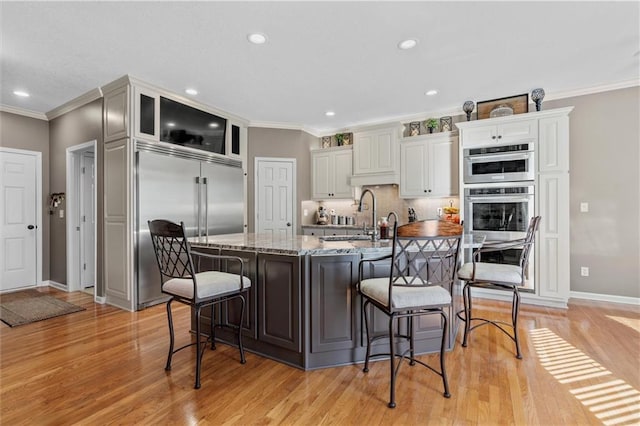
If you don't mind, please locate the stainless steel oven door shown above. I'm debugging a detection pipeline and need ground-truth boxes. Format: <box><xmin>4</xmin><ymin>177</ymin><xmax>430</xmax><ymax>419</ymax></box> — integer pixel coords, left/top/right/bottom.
<box><xmin>464</xmin><ymin>187</ymin><xmax>534</xmax><ymax>241</ymax></box>
<box><xmin>463</xmin><ymin>150</ymin><xmax>535</xmax><ymax>184</ymax></box>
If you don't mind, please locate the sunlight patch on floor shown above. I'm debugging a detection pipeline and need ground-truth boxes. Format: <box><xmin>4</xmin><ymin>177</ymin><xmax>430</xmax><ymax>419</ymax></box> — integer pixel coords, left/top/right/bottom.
<box><xmin>531</xmin><ymin>328</ymin><xmax>640</xmax><ymax>426</ymax></box>
<box><xmin>606</xmin><ymin>316</ymin><xmax>640</xmax><ymax>333</ymax></box>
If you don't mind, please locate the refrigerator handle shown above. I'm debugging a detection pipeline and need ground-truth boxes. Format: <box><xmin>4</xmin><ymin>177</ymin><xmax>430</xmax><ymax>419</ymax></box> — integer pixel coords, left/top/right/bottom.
<box><xmin>196</xmin><ymin>176</ymin><xmax>201</xmax><ymax>238</ymax></box>
<box><xmin>203</xmin><ymin>177</ymin><xmax>209</xmax><ymax>239</ymax></box>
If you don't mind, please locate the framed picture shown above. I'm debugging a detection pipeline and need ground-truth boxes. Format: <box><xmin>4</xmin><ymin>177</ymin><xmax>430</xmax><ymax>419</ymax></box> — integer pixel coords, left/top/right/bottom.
<box><xmin>477</xmin><ymin>93</ymin><xmax>529</xmax><ymax>120</ymax></box>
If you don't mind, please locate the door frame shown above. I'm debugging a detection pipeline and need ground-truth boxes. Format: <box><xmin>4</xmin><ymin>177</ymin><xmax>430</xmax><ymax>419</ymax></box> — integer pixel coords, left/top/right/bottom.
<box><xmin>66</xmin><ymin>140</ymin><xmax>97</xmax><ymax>298</ymax></box>
<box><xmin>0</xmin><ymin>147</ymin><xmax>43</xmax><ymax>288</ymax></box>
<box><xmin>254</xmin><ymin>157</ymin><xmax>296</xmax><ymax>235</ymax></box>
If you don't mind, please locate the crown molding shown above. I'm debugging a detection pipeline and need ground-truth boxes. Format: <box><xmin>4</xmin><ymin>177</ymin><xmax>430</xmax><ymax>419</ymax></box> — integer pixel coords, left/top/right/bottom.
<box><xmin>249</xmin><ymin>120</ymin><xmax>322</xmax><ymax>137</ymax></box>
<box><xmin>46</xmin><ymin>87</ymin><xmax>103</xmax><ymax>120</ymax></box>
<box><xmin>0</xmin><ymin>104</ymin><xmax>48</xmax><ymax>121</ymax></box>
<box><xmin>544</xmin><ymin>78</ymin><xmax>640</xmax><ymax>102</ymax></box>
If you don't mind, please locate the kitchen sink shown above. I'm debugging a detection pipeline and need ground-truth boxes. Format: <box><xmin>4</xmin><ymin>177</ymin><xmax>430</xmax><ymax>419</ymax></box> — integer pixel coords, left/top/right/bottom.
<box><xmin>320</xmin><ymin>234</ymin><xmax>372</xmax><ymax>241</ymax></box>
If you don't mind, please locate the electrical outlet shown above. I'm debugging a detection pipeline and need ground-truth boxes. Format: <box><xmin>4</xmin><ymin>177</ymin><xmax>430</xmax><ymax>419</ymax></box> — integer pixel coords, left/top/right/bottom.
<box><xmin>580</xmin><ymin>202</ymin><xmax>589</xmax><ymax>213</ymax></box>
<box><xmin>580</xmin><ymin>267</ymin><xmax>589</xmax><ymax>277</ymax></box>
<box><xmin>437</xmin><ymin>207</ymin><xmax>443</xmax><ymax>217</ymax></box>
<box><xmin>59</xmin><ymin>209</ymin><xmax>64</xmax><ymax>219</ymax></box>
<box><xmin>303</xmin><ymin>209</ymin><xmax>308</xmax><ymax>217</ymax></box>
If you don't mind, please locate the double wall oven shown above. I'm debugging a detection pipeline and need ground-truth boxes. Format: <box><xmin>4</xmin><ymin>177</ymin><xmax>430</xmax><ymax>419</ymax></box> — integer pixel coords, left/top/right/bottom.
<box><xmin>463</xmin><ymin>142</ymin><xmax>536</xmax><ymax>289</ymax></box>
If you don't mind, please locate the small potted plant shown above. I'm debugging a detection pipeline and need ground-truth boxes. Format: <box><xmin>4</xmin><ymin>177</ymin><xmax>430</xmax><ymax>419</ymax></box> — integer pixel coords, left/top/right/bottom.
<box><xmin>334</xmin><ymin>133</ymin><xmax>345</xmax><ymax>146</ymax></box>
<box><xmin>424</xmin><ymin>118</ymin><xmax>439</xmax><ymax>134</ymax></box>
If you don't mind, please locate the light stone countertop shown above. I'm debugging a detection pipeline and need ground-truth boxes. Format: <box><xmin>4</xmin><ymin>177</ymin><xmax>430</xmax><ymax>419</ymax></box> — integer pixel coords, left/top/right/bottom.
<box><xmin>189</xmin><ymin>233</ymin><xmax>393</xmax><ymax>256</ymax></box>
<box><xmin>189</xmin><ymin>233</ymin><xmax>484</xmax><ymax>256</ymax></box>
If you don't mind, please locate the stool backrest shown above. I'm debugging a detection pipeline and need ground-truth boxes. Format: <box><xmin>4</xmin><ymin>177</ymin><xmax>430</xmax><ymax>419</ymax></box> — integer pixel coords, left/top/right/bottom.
<box><xmin>519</xmin><ymin>216</ymin><xmax>541</xmax><ymax>272</ymax></box>
<box><xmin>390</xmin><ymin>220</ymin><xmax>461</xmax><ymax>291</ymax></box>
<box><xmin>148</xmin><ymin>219</ymin><xmax>196</xmax><ymax>283</ymax></box>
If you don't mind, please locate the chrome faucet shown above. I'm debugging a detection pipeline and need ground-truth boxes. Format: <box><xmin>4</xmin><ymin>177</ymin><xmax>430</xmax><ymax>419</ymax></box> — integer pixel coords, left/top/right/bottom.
<box><xmin>358</xmin><ymin>189</ymin><xmax>377</xmax><ymax>241</ymax></box>
<box><xmin>387</xmin><ymin>211</ymin><xmax>398</xmax><ymax>225</ymax></box>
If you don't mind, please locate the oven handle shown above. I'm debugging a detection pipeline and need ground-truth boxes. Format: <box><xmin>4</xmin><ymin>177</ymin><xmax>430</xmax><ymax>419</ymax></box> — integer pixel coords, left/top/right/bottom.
<box><xmin>466</xmin><ymin>152</ymin><xmax>532</xmax><ymax>162</ymax></box>
<box><xmin>467</xmin><ymin>196</ymin><xmax>533</xmax><ymax>203</ymax></box>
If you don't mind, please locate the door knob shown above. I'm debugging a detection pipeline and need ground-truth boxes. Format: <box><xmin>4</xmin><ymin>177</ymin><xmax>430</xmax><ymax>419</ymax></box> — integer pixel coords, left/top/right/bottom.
<box><xmin>286</xmin><ymin>222</ymin><xmax>292</xmax><ymax>227</ymax></box>
<box><xmin>27</xmin><ymin>225</ymin><xmax>35</xmax><ymax>230</ymax></box>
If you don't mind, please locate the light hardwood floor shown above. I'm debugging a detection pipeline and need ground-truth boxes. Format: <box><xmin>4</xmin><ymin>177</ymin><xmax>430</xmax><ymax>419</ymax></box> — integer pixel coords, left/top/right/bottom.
<box><xmin>1</xmin><ymin>287</ymin><xmax>638</xmax><ymax>425</ymax></box>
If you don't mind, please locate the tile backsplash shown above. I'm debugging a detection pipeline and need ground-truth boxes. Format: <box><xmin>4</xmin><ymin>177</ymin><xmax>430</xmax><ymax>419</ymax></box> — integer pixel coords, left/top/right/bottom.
<box><xmin>301</xmin><ymin>184</ymin><xmax>459</xmax><ymax>227</ymax></box>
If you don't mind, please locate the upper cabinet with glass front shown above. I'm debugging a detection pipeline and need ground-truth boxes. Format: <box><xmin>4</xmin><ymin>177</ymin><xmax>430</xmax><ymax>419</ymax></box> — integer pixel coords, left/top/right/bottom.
<box><xmin>124</xmin><ymin>77</ymin><xmax>248</xmax><ymax>159</ymax></box>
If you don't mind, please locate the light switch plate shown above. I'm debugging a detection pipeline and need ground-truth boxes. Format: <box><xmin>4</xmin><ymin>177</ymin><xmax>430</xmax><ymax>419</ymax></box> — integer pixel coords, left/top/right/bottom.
<box><xmin>580</xmin><ymin>267</ymin><xmax>589</xmax><ymax>277</ymax></box>
<box><xmin>580</xmin><ymin>202</ymin><xmax>589</xmax><ymax>213</ymax></box>
<box><xmin>59</xmin><ymin>209</ymin><xmax>64</xmax><ymax>219</ymax></box>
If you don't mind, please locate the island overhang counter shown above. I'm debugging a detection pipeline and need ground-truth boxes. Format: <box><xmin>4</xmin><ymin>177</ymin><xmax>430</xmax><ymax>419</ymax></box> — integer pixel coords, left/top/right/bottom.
<box><xmin>189</xmin><ymin>231</ymin><xmax>469</xmax><ymax>370</ymax></box>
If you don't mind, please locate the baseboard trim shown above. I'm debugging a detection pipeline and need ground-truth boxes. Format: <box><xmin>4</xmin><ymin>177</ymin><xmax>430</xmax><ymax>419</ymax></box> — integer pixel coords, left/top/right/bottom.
<box><xmin>94</xmin><ymin>295</ymin><xmax>106</xmax><ymax>304</ymax></box>
<box><xmin>46</xmin><ymin>280</ymin><xmax>67</xmax><ymax>291</ymax></box>
<box><xmin>570</xmin><ymin>291</ymin><xmax>640</xmax><ymax>306</ymax></box>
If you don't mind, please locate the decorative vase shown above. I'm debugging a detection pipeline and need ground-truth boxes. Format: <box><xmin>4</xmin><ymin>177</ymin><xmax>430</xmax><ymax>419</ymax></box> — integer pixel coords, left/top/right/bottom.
<box><xmin>321</xmin><ymin>136</ymin><xmax>331</xmax><ymax>148</ymax></box>
<box><xmin>428</xmin><ymin>128</ymin><xmax>434</xmax><ymax>134</ymax></box>
<box><xmin>463</xmin><ymin>101</ymin><xmax>475</xmax><ymax>121</ymax></box>
<box><xmin>531</xmin><ymin>88</ymin><xmax>545</xmax><ymax>111</ymax></box>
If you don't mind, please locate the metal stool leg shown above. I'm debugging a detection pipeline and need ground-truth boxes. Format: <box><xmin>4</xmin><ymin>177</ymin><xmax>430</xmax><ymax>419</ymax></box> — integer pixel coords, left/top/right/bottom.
<box><xmin>238</xmin><ymin>294</ymin><xmax>247</xmax><ymax>364</ymax></box>
<box><xmin>388</xmin><ymin>315</ymin><xmax>396</xmax><ymax>409</ymax></box>
<box><xmin>512</xmin><ymin>287</ymin><xmax>522</xmax><ymax>359</ymax></box>
<box><xmin>462</xmin><ymin>282</ymin><xmax>472</xmax><ymax>347</ymax></box>
<box><xmin>210</xmin><ymin>304</ymin><xmax>216</xmax><ymax>350</ymax></box>
<box><xmin>194</xmin><ymin>305</ymin><xmax>203</xmax><ymax>389</ymax></box>
<box><xmin>362</xmin><ymin>300</ymin><xmax>372</xmax><ymax>373</ymax></box>
<box><xmin>440</xmin><ymin>312</ymin><xmax>451</xmax><ymax>398</ymax></box>
<box><xmin>165</xmin><ymin>299</ymin><xmax>175</xmax><ymax>371</ymax></box>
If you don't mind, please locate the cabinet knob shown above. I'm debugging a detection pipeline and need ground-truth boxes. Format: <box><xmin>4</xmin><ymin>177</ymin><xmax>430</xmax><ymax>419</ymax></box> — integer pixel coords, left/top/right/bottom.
<box><xmin>491</xmin><ymin>136</ymin><xmax>497</xmax><ymax>140</ymax></box>
<box><xmin>424</xmin><ymin>190</ymin><xmax>427</xmax><ymax>193</ymax></box>
<box><xmin>428</xmin><ymin>189</ymin><xmax>432</xmax><ymax>193</ymax></box>
<box><xmin>497</xmin><ymin>135</ymin><xmax>502</xmax><ymax>139</ymax></box>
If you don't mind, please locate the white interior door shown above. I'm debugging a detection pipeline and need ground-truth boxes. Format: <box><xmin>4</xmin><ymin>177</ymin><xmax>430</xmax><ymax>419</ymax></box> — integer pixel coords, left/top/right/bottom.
<box><xmin>80</xmin><ymin>152</ymin><xmax>95</xmax><ymax>289</ymax></box>
<box><xmin>0</xmin><ymin>150</ymin><xmax>38</xmax><ymax>291</ymax></box>
<box><xmin>255</xmin><ymin>158</ymin><xmax>295</xmax><ymax>238</ymax></box>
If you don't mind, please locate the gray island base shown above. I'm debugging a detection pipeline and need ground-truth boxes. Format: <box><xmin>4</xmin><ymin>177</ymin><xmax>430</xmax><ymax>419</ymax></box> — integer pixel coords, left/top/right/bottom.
<box><xmin>190</xmin><ymin>233</ymin><xmax>477</xmax><ymax>370</ymax></box>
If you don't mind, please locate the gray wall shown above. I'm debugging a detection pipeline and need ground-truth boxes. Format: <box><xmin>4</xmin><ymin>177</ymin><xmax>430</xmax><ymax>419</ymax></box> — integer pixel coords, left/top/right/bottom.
<box><xmin>247</xmin><ymin>127</ymin><xmax>315</xmax><ymax>234</ymax></box>
<box><xmin>0</xmin><ymin>111</ymin><xmax>51</xmax><ymax>281</ymax></box>
<box><xmin>544</xmin><ymin>87</ymin><xmax>639</xmax><ymax>298</ymax></box>
<box><xmin>48</xmin><ymin>99</ymin><xmax>104</xmax><ymax>294</ymax></box>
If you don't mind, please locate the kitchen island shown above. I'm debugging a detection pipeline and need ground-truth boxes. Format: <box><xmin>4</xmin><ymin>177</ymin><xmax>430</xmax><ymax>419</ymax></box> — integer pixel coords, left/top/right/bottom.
<box><xmin>190</xmin><ymin>226</ymin><xmax>476</xmax><ymax>370</ymax></box>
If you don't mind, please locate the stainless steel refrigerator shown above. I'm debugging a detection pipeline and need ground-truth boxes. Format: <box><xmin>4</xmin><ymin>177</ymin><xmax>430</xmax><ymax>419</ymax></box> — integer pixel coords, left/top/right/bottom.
<box><xmin>136</xmin><ymin>146</ymin><xmax>244</xmax><ymax>309</ymax></box>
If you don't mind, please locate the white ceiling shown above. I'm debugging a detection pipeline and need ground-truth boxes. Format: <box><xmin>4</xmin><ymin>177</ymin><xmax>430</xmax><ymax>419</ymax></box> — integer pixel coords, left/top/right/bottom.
<box><xmin>1</xmin><ymin>1</ymin><xmax>638</xmax><ymax>134</ymax></box>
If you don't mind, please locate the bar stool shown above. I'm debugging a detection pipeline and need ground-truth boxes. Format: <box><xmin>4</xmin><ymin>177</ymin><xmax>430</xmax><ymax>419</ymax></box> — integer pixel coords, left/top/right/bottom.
<box><xmin>457</xmin><ymin>216</ymin><xmax>541</xmax><ymax>359</ymax></box>
<box><xmin>148</xmin><ymin>219</ymin><xmax>250</xmax><ymax>389</ymax></box>
<box><xmin>357</xmin><ymin>220</ymin><xmax>462</xmax><ymax>408</ymax></box>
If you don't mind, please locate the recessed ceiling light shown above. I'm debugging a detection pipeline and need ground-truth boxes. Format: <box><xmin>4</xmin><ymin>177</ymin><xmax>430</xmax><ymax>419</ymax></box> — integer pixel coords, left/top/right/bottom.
<box><xmin>185</xmin><ymin>88</ymin><xmax>198</xmax><ymax>95</ymax></box>
<box><xmin>208</xmin><ymin>122</ymin><xmax>219</xmax><ymax>128</ymax></box>
<box><xmin>325</xmin><ymin>111</ymin><xmax>335</xmax><ymax>117</ymax></box>
<box><xmin>398</xmin><ymin>39</ymin><xmax>418</xmax><ymax>50</ymax></box>
<box><xmin>425</xmin><ymin>89</ymin><xmax>438</xmax><ymax>96</ymax></box>
<box><xmin>248</xmin><ymin>33</ymin><xmax>267</xmax><ymax>44</ymax></box>
<box><xmin>167</xmin><ymin>122</ymin><xmax>176</xmax><ymax>127</ymax></box>
<box><xmin>13</xmin><ymin>90</ymin><xmax>30</xmax><ymax>97</ymax></box>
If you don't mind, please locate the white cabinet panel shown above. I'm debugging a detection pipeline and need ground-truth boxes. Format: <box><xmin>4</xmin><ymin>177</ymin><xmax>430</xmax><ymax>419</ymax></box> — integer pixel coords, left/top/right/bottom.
<box><xmin>311</xmin><ymin>147</ymin><xmax>353</xmax><ymax>200</ymax></box>
<box><xmin>538</xmin><ymin>116</ymin><xmax>569</xmax><ymax>173</ymax></box>
<box><xmin>400</xmin><ymin>135</ymin><xmax>457</xmax><ymax>198</ymax></box>
<box><xmin>460</xmin><ymin>118</ymin><xmax>537</xmax><ymax>148</ymax></box>
<box><xmin>537</xmin><ymin>173</ymin><xmax>570</xmax><ymax>301</ymax></box>
<box><xmin>104</xmin><ymin>86</ymin><xmax>129</xmax><ymax>142</ymax></box>
<box><xmin>353</xmin><ymin>127</ymin><xmax>398</xmax><ymax>175</ymax></box>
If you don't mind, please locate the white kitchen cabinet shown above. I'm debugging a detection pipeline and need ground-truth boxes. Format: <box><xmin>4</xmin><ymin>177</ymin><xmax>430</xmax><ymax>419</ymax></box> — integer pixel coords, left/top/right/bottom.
<box><xmin>399</xmin><ymin>134</ymin><xmax>458</xmax><ymax>198</ymax></box>
<box><xmin>103</xmin><ymin>85</ymin><xmax>129</xmax><ymax>143</ymax></box>
<box><xmin>456</xmin><ymin>107</ymin><xmax>574</xmax><ymax>307</ymax></box>
<box><xmin>311</xmin><ymin>146</ymin><xmax>353</xmax><ymax>200</ymax></box>
<box><xmin>536</xmin><ymin>172</ymin><xmax>570</xmax><ymax>301</ymax></box>
<box><xmin>352</xmin><ymin>126</ymin><xmax>399</xmax><ymax>176</ymax></box>
<box><xmin>461</xmin><ymin>118</ymin><xmax>537</xmax><ymax>148</ymax></box>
